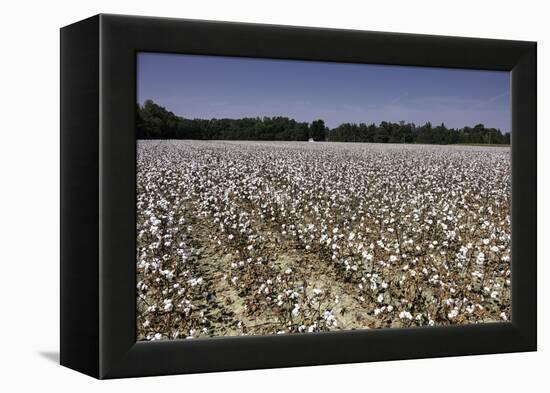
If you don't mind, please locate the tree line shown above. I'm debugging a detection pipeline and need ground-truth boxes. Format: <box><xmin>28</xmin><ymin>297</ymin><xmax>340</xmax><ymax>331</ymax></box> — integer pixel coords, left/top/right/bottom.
<box><xmin>137</xmin><ymin>99</ymin><xmax>510</xmax><ymax>145</ymax></box>
<box><xmin>330</xmin><ymin>121</ymin><xmax>510</xmax><ymax>145</ymax></box>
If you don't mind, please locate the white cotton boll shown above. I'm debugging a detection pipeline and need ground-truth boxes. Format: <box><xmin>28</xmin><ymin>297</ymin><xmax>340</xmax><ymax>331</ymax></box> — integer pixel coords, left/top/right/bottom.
<box><xmin>370</xmin><ymin>280</ymin><xmax>377</xmax><ymax>290</ymax></box>
<box><xmin>150</xmin><ymin>333</ymin><xmax>162</xmax><ymax>341</ymax></box>
<box><xmin>163</xmin><ymin>299</ymin><xmax>173</xmax><ymax>311</ymax></box>
<box><xmin>323</xmin><ymin>310</ymin><xmax>337</xmax><ymax>326</ymax></box>
<box><xmin>472</xmin><ymin>270</ymin><xmax>483</xmax><ymax>278</ymax></box>
<box><xmin>188</xmin><ymin>277</ymin><xmax>203</xmax><ymax>286</ymax></box>
<box><xmin>447</xmin><ymin>309</ymin><xmax>459</xmax><ymax>319</ymax></box>
<box><xmin>361</xmin><ymin>251</ymin><xmax>370</xmax><ymax>260</ymax></box>
<box><xmin>476</xmin><ymin>252</ymin><xmax>485</xmax><ymax>265</ymax></box>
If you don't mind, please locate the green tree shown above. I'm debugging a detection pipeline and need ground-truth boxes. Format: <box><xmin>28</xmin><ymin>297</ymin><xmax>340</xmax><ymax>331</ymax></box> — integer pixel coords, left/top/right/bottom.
<box><xmin>136</xmin><ymin>99</ymin><xmax>510</xmax><ymax>145</ymax></box>
<box><xmin>310</xmin><ymin>120</ymin><xmax>327</xmax><ymax>141</ymax></box>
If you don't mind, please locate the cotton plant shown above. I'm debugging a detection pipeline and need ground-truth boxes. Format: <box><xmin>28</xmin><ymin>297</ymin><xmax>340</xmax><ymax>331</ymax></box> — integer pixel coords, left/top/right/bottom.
<box><xmin>136</xmin><ymin>140</ymin><xmax>511</xmax><ymax>339</ymax></box>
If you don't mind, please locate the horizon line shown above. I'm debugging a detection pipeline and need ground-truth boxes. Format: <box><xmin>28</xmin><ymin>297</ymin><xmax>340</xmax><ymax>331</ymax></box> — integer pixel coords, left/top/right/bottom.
<box><xmin>138</xmin><ymin>99</ymin><xmax>510</xmax><ymax>133</ymax></box>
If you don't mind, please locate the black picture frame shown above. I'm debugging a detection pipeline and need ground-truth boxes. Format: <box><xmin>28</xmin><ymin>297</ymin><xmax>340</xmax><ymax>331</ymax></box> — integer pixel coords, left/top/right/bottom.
<box><xmin>60</xmin><ymin>14</ymin><xmax>537</xmax><ymax>379</ymax></box>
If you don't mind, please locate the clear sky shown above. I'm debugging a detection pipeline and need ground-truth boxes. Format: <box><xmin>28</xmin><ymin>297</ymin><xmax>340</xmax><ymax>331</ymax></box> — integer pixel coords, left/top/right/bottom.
<box><xmin>137</xmin><ymin>52</ymin><xmax>510</xmax><ymax>132</ymax></box>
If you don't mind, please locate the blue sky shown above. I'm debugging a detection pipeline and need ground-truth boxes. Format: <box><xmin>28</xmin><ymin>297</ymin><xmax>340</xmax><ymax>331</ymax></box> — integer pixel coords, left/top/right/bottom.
<box><xmin>137</xmin><ymin>52</ymin><xmax>510</xmax><ymax>132</ymax></box>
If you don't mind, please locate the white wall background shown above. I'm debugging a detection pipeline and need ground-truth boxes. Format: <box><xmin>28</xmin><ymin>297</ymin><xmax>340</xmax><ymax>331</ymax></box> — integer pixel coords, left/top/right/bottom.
<box><xmin>0</xmin><ymin>0</ymin><xmax>546</xmax><ymax>390</ymax></box>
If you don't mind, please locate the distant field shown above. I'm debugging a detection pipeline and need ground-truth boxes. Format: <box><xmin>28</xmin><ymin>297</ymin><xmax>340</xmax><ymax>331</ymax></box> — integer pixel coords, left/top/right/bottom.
<box><xmin>136</xmin><ymin>140</ymin><xmax>511</xmax><ymax>340</ymax></box>
<box><xmin>454</xmin><ymin>143</ymin><xmax>511</xmax><ymax>147</ymax></box>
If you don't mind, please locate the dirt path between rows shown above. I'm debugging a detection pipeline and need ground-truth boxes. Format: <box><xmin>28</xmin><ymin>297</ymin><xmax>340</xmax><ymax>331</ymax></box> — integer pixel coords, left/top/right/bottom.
<box><xmin>182</xmin><ymin>200</ymin><xmax>382</xmax><ymax>335</ymax></box>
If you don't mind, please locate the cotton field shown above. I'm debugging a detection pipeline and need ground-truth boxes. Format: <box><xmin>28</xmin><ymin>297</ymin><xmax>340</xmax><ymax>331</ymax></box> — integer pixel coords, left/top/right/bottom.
<box><xmin>136</xmin><ymin>140</ymin><xmax>511</xmax><ymax>341</ymax></box>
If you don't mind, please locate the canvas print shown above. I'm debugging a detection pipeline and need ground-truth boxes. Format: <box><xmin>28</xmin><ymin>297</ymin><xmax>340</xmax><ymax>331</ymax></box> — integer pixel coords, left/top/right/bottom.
<box><xmin>136</xmin><ymin>53</ymin><xmax>511</xmax><ymax>341</ymax></box>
